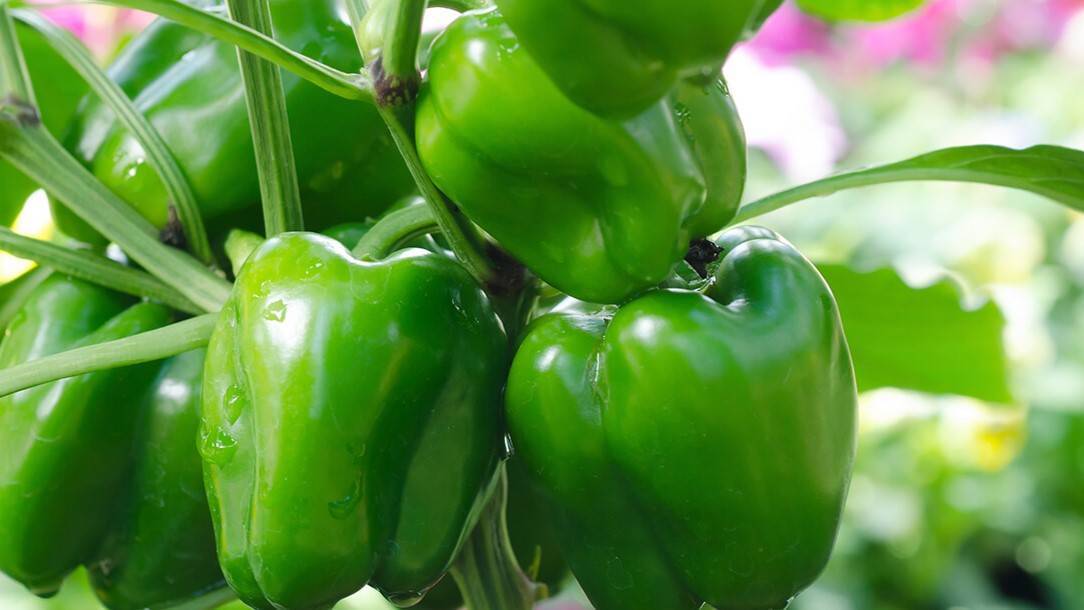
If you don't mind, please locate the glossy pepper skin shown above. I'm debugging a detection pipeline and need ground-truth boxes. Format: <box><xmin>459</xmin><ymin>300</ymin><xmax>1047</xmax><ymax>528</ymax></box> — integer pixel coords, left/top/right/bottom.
<box><xmin>201</xmin><ymin>233</ymin><xmax>507</xmax><ymax>609</ymax></box>
<box><xmin>0</xmin><ymin>277</ymin><xmax>171</xmax><ymax>596</ymax></box>
<box><xmin>0</xmin><ymin>22</ymin><xmax>89</xmax><ymax>226</ymax></box>
<box><xmin>55</xmin><ymin>0</ymin><xmax>413</xmax><ymax>244</ymax></box>
<box><xmin>416</xmin><ymin>9</ymin><xmax>746</xmax><ymax>304</ymax></box>
<box><xmin>88</xmin><ymin>349</ymin><xmax>225</xmax><ymax>610</ymax></box>
<box><xmin>506</xmin><ymin>227</ymin><xmax>858</xmax><ymax>610</ymax></box>
<box><xmin>493</xmin><ymin>0</ymin><xmax>770</xmax><ymax>117</ymax></box>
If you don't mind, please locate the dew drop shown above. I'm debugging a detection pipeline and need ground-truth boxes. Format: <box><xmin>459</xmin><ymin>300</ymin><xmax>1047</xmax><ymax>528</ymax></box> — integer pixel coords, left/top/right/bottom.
<box><xmin>199</xmin><ymin>427</ymin><xmax>238</xmax><ymax>466</ymax></box>
<box><xmin>387</xmin><ymin>590</ymin><xmax>424</xmax><ymax>608</ymax></box>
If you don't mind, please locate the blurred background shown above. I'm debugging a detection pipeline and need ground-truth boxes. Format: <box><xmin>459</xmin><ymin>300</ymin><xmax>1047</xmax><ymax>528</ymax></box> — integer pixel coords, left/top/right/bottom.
<box><xmin>3</xmin><ymin>0</ymin><xmax>1084</xmax><ymax>608</ymax></box>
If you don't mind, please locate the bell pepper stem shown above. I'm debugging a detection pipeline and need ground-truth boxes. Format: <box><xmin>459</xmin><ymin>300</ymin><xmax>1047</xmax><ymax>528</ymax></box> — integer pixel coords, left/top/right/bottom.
<box><xmin>0</xmin><ymin>227</ymin><xmax>203</xmax><ymax>314</ymax></box>
<box><xmin>81</xmin><ymin>0</ymin><xmax>374</xmax><ymax>102</ymax></box>
<box><xmin>10</xmin><ymin>9</ymin><xmax>214</xmax><ymax>264</ymax></box>
<box><xmin>352</xmin><ymin>203</ymin><xmax>438</xmax><ymax>260</ymax></box>
<box><xmin>0</xmin><ymin>314</ymin><xmax>217</xmax><ymax>398</ymax></box>
<box><xmin>343</xmin><ymin>0</ymin><xmax>500</xmax><ymax>289</ymax></box>
<box><xmin>226</xmin><ymin>0</ymin><xmax>305</xmax><ymax>236</ymax></box>
<box><xmin>372</xmin><ymin>105</ymin><xmax>500</xmax><ymax>289</ymax></box>
<box><xmin>224</xmin><ymin>229</ymin><xmax>266</xmax><ymax>277</ymax></box>
<box><xmin>0</xmin><ymin>119</ymin><xmax>232</xmax><ymax>312</ymax></box>
<box><xmin>450</xmin><ymin>464</ymin><xmax>545</xmax><ymax>610</ymax></box>
<box><xmin>379</xmin><ymin>0</ymin><xmax>425</xmax><ymax>92</ymax></box>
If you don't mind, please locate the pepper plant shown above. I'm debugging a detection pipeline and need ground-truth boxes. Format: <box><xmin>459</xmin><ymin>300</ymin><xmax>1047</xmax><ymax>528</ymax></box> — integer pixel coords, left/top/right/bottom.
<box><xmin>0</xmin><ymin>1</ymin><xmax>1081</xmax><ymax>609</ymax></box>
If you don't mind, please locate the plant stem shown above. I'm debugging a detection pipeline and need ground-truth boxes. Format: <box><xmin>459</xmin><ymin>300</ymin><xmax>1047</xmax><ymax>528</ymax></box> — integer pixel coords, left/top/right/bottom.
<box><xmin>0</xmin><ymin>266</ymin><xmax>50</xmax><ymax>332</ymax></box>
<box><xmin>11</xmin><ymin>9</ymin><xmax>213</xmax><ymax>263</ymax></box>
<box><xmin>0</xmin><ymin>227</ymin><xmax>203</xmax><ymax>314</ymax></box>
<box><xmin>0</xmin><ymin>120</ymin><xmax>232</xmax><ymax>312</ymax></box>
<box><xmin>0</xmin><ymin>3</ymin><xmax>32</xmax><ymax>101</ymax></box>
<box><xmin>375</xmin><ymin>105</ymin><xmax>497</xmax><ymax>288</ymax></box>
<box><xmin>381</xmin><ymin>0</ymin><xmax>425</xmax><ymax>84</ymax></box>
<box><xmin>88</xmin><ymin>0</ymin><xmax>372</xmax><ymax>102</ymax></box>
<box><xmin>0</xmin><ymin>313</ymin><xmax>217</xmax><ymax>398</ymax></box>
<box><xmin>224</xmin><ymin>229</ymin><xmax>265</xmax><ymax>277</ymax></box>
<box><xmin>450</xmin><ymin>465</ymin><xmax>544</xmax><ymax>610</ymax></box>
<box><xmin>226</xmin><ymin>0</ymin><xmax>304</xmax><ymax>236</ymax></box>
<box><xmin>343</xmin><ymin>0</ymin><xmax>498</xmax><ymax>288</ymax></box>
<box><xmin>352</xmin><ymin>202</ymin><xmax>437</xmax><ymax>260</ymax></box>
<box><xmin>166</xmin><ymin>587</ymin><xmax>238</xmax><ymax>610</ymax></box>
<box><xmin>732</xmin><ymin>146</ymin><xmax>1084</xmax><ymax>224</ymax></box>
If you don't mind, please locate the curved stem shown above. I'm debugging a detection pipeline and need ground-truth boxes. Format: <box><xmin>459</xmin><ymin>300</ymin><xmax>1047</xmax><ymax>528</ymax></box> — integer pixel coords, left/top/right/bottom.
<box><xmin>0</xmin><ymin>119</ymin><xmax>232</xmax><ymax>312</ymax></box>
<box><xmin>0</xmin><ymin>266</ymin><xmax>50</xmax><ymax>331</ymax></box>
<box><xmin>352</xmin><ymin>203</ymin><xmax>437</xmax><ymax>260</ymax></box>
<box><xmin>225</xmin><ymin>0</ymin><xmax>304</xmax><ymax>235</ymax></box>
<box><xmin>732</xmin><ymin>145</ymin><xmax>1084</xmax><ymax>224</ymax></box>
<box><xmin>0</xmin><ymin>313</ymin><xmax>217</xmax><ymax>398</ymax></box>
<box><xmin>0</xmin><ymin>4</ymin><xmax>33</xmax><ymax>101</ymax></box>
<box><xmin>0</xmin><ymin>227</ymin><xmax>202</xmax><ymax>314</ymax></box>
<box><xmin>431</xmin><ymin>0</ymin><xmax>488</xmax><ymax>10</ymax></box>
<box><xmin>341</xmin><ymin>2</ymin><xmax>496</xmax><ymax>287</ymax></box>
<box><xmin>374</xmin><ymin>105</ymin><xmax>497</xmax><ymax>288</ymax></box>
<box><xmin>11</xmin><ymin>9</ymin><xmax>213</xmax><ymax>263</ymax></box>
<box><xmin>84</xmin><ymin>0</ymin><xmax>373</xmax><ymax>101</ymax></box>
<box><xmin>165</xmin><ymin>587</ymin><xmax>237</xmax><ymax>610</ymax></box>
<box><xmin>450</xmin><ymin>464</ymin><xmax>544</xmax><ymax>610</ymax></box>
<box><xmin>224</xmin><ymin>229</ymin><xmax>265</xmax><ymax>277</ymax></box>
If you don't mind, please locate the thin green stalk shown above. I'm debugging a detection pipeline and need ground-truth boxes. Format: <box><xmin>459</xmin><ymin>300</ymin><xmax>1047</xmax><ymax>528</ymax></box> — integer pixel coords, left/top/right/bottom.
<box><xmin>0</xmin><ymin>119</ymin><xmax>232</xmax><ymax>312</ymax></box>
<box><xmin>0</xmin><ymin>313</ymin><xmax>216</xmax><ymax>398</ymax></box>
<box><xmin>374</xmin><ymin>105</ymin><xmax>497</xmax><ymax>288</ymax></box>
<box><xmin>224</xmin><ymin>229</ymin><xmax>265</xmax><ymax>277</ymax></box>
<box><xmin>431</xmin><ymin>0</ymin><xmax>488</xmax><ymax>10</ymax></box>
<box><xmin>11</xmin><ymin>9</ymin><xmax>213</xmax><ymax>263</ymax></box>
<box><xmin>86</xmin><ymin>0</ymin><xmax>372</xmax><ymax>101</ymax></box>
<box><xmin>0</xmin><ymin>266</ymin><xmax>50</xmax><ymax>331</ymax></box>
<box><xmin>0</xmin><ymin>227</ymin><xmax>202</xmax><ymax>314</ymax></box>
<box><xmin>732</xmin><ymin>169</ymin><xmax>963</xmax><ymax>224</ymax></box>
<box><xmin>450</xmin><ymin>465</ymin><xmax>543</xmax><ymax>610</ymax></box>
<box><xmin>382</xmin><ymin>0</ymin><xmax>425</xmax><ymax>82</ymax></box>
<box><xmin>0</xmin><ymin>3</ymin><xmax>32</xmax><ymax>101</ymax></box>
<box><xmin>226</xmin><ymin>0</ymin><xmax>303</xmax><ymax>235</ymax></box>
<box><xmin>166</xmin><ymin>587</ymin><xmax>237</xmax><ymax>610</ymax></box>
<box><xmin>352</xmin><ymin>203</ymin><xmax>437</xmax><ymax>260</ymax></box>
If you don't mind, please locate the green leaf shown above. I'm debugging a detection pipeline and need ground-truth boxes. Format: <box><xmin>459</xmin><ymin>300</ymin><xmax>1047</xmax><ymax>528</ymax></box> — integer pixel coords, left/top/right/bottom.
<box><xmin>736</xmin><ymin>145</ymin><xmax>1084</xmax><ymax>224</ymax></box>
<box><xmin>818</xmin><ymin>263</ymin><xmax>1013</xmax><ymax>404</ymax></box>
<box><xmin>797</xmin><ymin>0</ymin><xmax>926</xmax><ymax>21</ymax></box>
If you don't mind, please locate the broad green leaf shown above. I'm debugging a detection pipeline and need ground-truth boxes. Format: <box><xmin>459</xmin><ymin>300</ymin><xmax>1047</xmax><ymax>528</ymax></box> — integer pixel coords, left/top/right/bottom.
<box><xmin>736</xmin><ymin>145</ymin><xmax>1084</xmax><ymax>223</ymax></box>
<box><xmin>797</xmin><ymin>0</ymin><xmax>926</xmax><ymax>21</ymax></box>
<box><xmin>818</xmin><ymin>263</ymin><xmax>1013</xmax><ymax>404</ymax></box>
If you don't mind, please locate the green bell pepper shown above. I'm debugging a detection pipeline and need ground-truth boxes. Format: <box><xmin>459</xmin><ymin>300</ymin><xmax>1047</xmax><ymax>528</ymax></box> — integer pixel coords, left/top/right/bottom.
<box><xmin>493</xmin><ymin>0</ymin><xmax>770</xmax><ymax>117</ymax></box>
<box><xmin>0</xmin><ymin>21</ymin><xmax>90</xmax><ymax>226</ymax></box>
<box><xmin>201</xmin><ymin>232</ymin><xmax>508</xmax><ymax>609</ymax></box>
<box><xmin>506</xmin><ymin>226</ymin><xmax>857</xmax><ymax>610</ymax></box>
<box><xmin>55</xmin><ymin>0</ymin><xmax>414</xmax><ymax>244</ymax></box>
<box><xmin>416</xmin><ymin>9</ymin><xmax>746</xmax><ymax>304</ymax></box>
<box><xmin>0</xmin><ymin>276</ymin><xmax>170</xmax><ymax>596</ymax></box>
<box><xmin>87</xmin><ymin>349</ymin><xmax>225</xmax><ymax>610</ymax></box>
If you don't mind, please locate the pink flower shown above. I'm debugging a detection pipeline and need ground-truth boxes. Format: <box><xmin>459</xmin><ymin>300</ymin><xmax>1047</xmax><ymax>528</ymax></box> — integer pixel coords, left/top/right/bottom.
<box><xmin>28</xmin><ymin>5</ymin><xmax>87</xmax><ymax>39</ymax></box>
<box><xmin>744</xmin><ymin>4</ymin><xmax>832</xmax><ymax>66</ymax></box>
